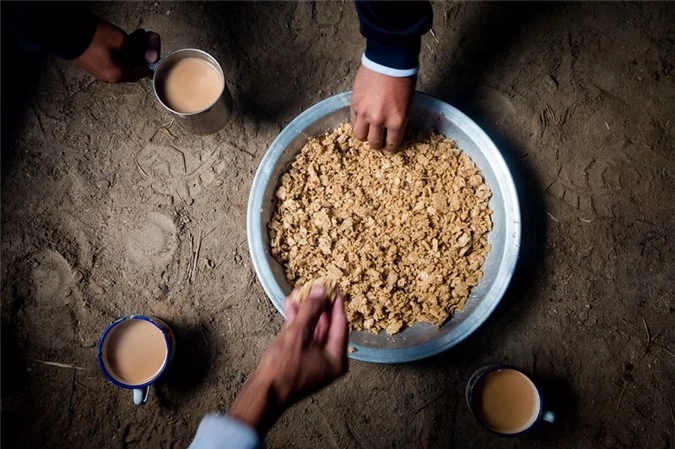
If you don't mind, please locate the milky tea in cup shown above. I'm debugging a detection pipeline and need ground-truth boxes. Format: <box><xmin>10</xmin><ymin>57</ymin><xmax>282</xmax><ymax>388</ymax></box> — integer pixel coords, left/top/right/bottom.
<box><xmin>159</xmin><ymin>56</ymin><xmax>224</xmax><ymax>114</ymax></box>
<box><xmin>466</xmin><ymin>366</ymin><xmax>555</xmax><ymax>436</ymax></box>
<box><xmin>97</xmin><ymin>316</ymin><xmax>175</xmax><ymax>405</ymax></box>
<box><xmin>151</xmin><ymin>48</ymin><xmax>232</xmax><ymax>135</ymax></box>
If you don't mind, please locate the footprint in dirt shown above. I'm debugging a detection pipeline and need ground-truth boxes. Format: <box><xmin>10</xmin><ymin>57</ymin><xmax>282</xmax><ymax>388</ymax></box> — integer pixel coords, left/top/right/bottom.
<box><xmin>31</xmin><ymin>249</ymin><xmax>76</xmax><ymax>301</ymax></box>
<box><xmin>19</xmin><ymin>250</ymin><xmax>78</xmax><ymax>349</ymax></box>
<box><xmin>136</xmin><ymin>142</ymin><xmax>231</xmax><ymax>205</ymax></box>
<box><xmin>126</xmin><ymin>212</ymin><xmax>178</xmax><ymax>270</ymax></box>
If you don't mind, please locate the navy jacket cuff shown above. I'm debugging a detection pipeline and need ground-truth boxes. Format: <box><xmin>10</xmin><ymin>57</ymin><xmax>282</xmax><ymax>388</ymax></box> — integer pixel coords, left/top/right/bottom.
<box><xmin>364</xmin><ymin>36</ymin><xmax>422</xmax><ymax>71</ymax></box>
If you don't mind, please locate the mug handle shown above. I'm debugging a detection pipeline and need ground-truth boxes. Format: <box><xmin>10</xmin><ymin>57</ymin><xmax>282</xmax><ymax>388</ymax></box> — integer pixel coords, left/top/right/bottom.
<box><xmin>147</xmin><ymin>61</ymin><xmax>160</xmax><ymax>73</ymax></box>
<box><xmin>542</xmin><ymin>410</ymin><xmax>556</xmax><ymax>424</ymax></box>
<box><xmin>133</xmin><ymin>386</ymin><xmax>150</xmax><ymax>406</ymax></box>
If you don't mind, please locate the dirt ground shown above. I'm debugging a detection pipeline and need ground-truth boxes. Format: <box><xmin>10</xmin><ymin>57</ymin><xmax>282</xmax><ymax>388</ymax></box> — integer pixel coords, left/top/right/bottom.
<box><xmin>1</xmin><ymin>2</ymin><xmax>674</xmax><ymax>448</ymax></box>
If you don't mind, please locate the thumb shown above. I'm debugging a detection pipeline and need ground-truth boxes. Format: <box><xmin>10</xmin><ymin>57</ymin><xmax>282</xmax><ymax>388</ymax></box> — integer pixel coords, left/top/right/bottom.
<box><xmin>125</xmin><ymin>29</ymin><xmax>161</xmax><ymax>65</ymax></box>
<box><xmin>144</xmin><ymin>32</ymin><xmax>161</xmax><ymax>63</ymax></box>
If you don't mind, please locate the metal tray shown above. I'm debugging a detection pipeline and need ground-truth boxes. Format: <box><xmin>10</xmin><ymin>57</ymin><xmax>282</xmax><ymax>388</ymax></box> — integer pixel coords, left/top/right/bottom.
<box><xmin>247</xmin><ymin>92</ymin><xmax>521</xmax><ymax>363</ymax></box>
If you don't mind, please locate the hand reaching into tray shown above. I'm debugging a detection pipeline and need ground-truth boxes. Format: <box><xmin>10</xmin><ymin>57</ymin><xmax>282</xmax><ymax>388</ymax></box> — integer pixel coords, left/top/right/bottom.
<box><xmin>227</xmin><ymin>285</ymin><xmax>349</xmax><ymax>436</ymax></box>
<box><xmin>351</xmin><ymin>65</ymin><xmax>416</xmax><ymax>155</ymax></box>
<box><xmin>351</xmin><ymin>0</ymin><xmax>432</xmax><ymax>154</ymax></box>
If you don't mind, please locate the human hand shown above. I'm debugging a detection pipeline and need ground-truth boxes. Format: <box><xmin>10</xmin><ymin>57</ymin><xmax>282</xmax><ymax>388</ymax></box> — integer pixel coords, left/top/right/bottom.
<box><xmin>228</xmin><ymin>286</ymin><xmax>348</xmax><ymax>435</ymax></box>
<box><xmin>75</xmin><ymin>19</ymin><xmax>160</xmax><ymax>83</ymax></box>
<box><xmin>351</xmin><ymin>64</ymin><xmax>416</xmax><ymax>154</ymax></box>
<box><xmin>265</xmin><ymin>286</ymin><xmax>349</xmax><ymax>404</ymax></box>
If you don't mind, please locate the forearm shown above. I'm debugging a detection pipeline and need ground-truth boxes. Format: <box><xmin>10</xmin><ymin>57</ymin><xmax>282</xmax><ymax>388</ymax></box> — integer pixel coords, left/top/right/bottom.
<box><xmin>190</xmin><ymin>291</ymin><xmax>348</xmax><ymax>448</ymax></box>
<box><xmin>228</xmin><ymin>370</ymin><xmax>283</xmax><ymax>438</ymax></box>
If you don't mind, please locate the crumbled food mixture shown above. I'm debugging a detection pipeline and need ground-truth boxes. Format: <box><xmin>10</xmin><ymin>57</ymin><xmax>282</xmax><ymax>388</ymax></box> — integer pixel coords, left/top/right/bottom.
<box><xmin>292</xmin><ymin>277</ymin><xmax>338</xmax><ymax>304</ymax></box>
<box><xmin>269</xmin><ymin>123</ymin><xmax>493</xmax><ymax>334</ymax></box>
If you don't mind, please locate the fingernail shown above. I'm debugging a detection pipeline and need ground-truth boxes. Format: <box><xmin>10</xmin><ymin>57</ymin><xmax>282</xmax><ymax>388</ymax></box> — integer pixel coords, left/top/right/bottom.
<box><xmin>309</xmin><ymin>285</ymin><xmax>326</xmax><ymax>299</ymax></box>
<box><xmin>145</xmin><ymin>50</ymin><xmax>159</xmax><ymax>63</ymax></box>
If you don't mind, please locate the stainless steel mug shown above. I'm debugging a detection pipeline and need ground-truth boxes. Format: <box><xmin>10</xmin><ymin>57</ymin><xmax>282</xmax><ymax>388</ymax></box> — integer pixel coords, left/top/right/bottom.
<box><xmin>150</xmin><ymin>48</ymin><xmax>232</xmax><ymax>136</ymax></box>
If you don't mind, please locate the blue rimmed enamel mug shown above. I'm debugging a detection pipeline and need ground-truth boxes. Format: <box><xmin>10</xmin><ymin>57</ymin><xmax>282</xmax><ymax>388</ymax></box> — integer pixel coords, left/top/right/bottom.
<box><xmin>97</xmin><ymin>316</ymin><xmax>175</xmax><ymax>405</ymax></box>
<box><xmin>466</xmin><ymin>365</ymin><xmax>556</xmax><ymax>436</ymax></box>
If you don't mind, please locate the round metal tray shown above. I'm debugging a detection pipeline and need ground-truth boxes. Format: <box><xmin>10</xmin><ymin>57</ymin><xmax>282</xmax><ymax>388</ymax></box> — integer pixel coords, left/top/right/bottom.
<box><xmin>247</xmin><ymin>92</ymin><xmax>521</xmax><ymax>363</ymax></box>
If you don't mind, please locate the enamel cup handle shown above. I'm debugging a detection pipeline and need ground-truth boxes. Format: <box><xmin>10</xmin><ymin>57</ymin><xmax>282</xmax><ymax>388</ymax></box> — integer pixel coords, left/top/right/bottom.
<box><xmin>147</xmin><ymin>61</ymin><xmax>160</xmax><ymax>73</ymax></box>
<box><xmin>542</xmin><ymin>410</ymin><xmax>556</xmax><ymax>424</ymax></box>
<box><xmin>133</xmin><ymin>386</ymin><xmax>150</xmax><ymax>406</ymax></box>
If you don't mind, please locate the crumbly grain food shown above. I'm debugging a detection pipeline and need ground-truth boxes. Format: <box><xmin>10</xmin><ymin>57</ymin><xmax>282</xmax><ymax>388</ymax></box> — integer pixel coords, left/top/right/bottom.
<box><xmin>269</xmin><ymin>123</ymin><xmax>493</xmax><ymax>334</ymax></box>
<box><xmin>292</xmin><ymin>278</ymin><xmax>338</xmax><ymax>304</ymax></box>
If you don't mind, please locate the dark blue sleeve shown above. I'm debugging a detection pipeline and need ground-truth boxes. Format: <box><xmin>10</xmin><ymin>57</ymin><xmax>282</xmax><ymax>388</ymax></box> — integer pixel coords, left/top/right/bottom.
<box><xmin>1</xmin><ymin>1</ymin><xmax>97</xmax><ymax>60</ymax></box>
<box><xmin>355</xmin><ymin>0</ymin><xmax>433</xmax><ymax>70</ymax></box>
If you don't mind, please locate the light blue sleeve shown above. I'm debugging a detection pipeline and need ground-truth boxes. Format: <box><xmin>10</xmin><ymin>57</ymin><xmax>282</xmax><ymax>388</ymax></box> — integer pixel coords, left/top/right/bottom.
<box><xmin>188</xmin><ymin>414</ymin><xmax>261</xmax><ymax>449</ymax></box>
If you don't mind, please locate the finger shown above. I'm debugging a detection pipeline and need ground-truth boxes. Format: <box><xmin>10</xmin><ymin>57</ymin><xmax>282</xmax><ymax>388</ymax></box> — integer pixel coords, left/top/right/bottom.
<box><xmin>283</xmin><ymin>297</ymin><xmax>299</xmax><ymax>328</ymax></box>
<box><xmin>125</xmin><ymin>29</ymin><xmax>149</xmax><ymax>63</ymax></box>
<box><xmin>121</xmin><ymin>29</ymin><xmax>153</xmax><ymax>81</ymax></box>
<box><xmin>350</xmin><ymin>108</ymin><xmax>357</xmax><ymax>127</ymax></box>
<box><xmin>305</xmin><ymin>285</ymin><xmax>328</xmax><ymax>301</ymax></box>
<box><xmin>383</xmin><ymin>125</ymin><xmax>404</xmax><ymax>155</ymax></box>
<box><xmin>325</xmin><ymin>294</ymin><xmax>349</xmax><ymax>365</ymax></box>
<box><xmin>145</xmin><ymin>31</ymin><xmax>161</xmax><ymax>63</ymax></box>
<box><xmin>324</xmin><ymin>285</ymin><xmax>342</xmax><ymax>326</ymax></box>
<box><xmin>292</xmin><ymin>286</ymin><xmax>329</xmax><ymax>342</ymax></box>
<box><xmin>352</xmin><ymin>116</ymin><xmax>369</xmax><ymax>142</ymax></box>
<box><xmin>367</xmin><ymin>123</ymin><xmax>385</xmax><ymax>150</ymax></box>
<box><xmin>313</xmin><ymin>312</ymin><xmax>330</xmax><ymax>345</ymax></box>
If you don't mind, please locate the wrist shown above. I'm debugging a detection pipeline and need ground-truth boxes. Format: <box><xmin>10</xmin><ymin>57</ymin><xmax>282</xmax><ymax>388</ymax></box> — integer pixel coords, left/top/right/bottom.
<box><xmin>227</xmin><ymin>369</ymin><xmax>283</xmax><ymax>437</ymax></box>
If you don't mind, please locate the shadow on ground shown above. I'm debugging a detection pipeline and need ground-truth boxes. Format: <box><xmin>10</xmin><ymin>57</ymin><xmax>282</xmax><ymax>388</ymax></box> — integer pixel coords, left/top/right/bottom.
<box><xmin>154</xmin><ymin>320</ymin><xmax>213</xmax><ymax>408</ymax></box>
<box><xmin>0</xmin><ymin>323</ymin><xmax>30</xmax><ymax>449</ymax></box>
<box><xmin>1</xmin><ymin>42</ymin><xmax>45</xmax><ymax>183</ymax></box>
<box><xmin>201</xmin><ymin>2</ymin><xmax>313</xmax><ymax>123</ymax></box>
<box><xmin>530</xmin><ymin>374</ymin><xmax>578</xmax><ymax>441</ymax></box>
<box><xmin>418</xmin><ymin>2</ymin><xmax>553</xmax><ymax>363</ymax></box>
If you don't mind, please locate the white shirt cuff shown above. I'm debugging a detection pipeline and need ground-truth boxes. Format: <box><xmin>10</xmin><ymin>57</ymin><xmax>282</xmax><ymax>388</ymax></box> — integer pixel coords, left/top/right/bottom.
<box><xmin>188</xmin><ymin>414</ymin><xmax>260</xmax><ymax>449</ymax></box>
<box><xmin>361</xmin><ymin>53</ymin><xmax>418</xmax><ymax>78</ymax></box>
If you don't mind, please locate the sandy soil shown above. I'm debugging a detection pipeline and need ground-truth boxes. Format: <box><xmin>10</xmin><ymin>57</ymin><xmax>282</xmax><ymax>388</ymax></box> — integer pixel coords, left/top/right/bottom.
<box><xmin>2</xmin><ymin>2</ymin><xmax>674</xmax><ymax>448</ymax></box>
